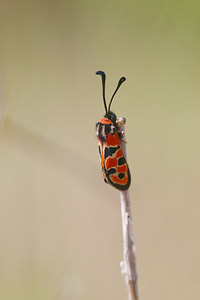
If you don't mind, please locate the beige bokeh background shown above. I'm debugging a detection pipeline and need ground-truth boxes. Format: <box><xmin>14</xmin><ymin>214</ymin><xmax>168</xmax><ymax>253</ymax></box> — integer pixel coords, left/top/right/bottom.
<box><xmin>0</xmin><ymin>1</ymin><xmax>200</xmax><ymax>300</ymax></box>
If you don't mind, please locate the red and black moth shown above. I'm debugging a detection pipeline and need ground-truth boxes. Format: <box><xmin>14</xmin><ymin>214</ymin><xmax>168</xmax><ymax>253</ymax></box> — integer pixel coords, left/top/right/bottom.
<box><xmin>96</xmin><ymin>71</ymin><xmax>131</xmax><ymax>191</ymax></box>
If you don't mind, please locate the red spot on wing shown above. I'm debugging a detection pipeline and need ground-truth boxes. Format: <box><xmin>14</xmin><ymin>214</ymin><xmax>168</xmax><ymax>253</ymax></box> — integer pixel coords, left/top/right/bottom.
<box><xmin>105</xmin><ymin>132</ymin><xmax>124</xmax><ymax>170</ymax></box>
<box><xmin>117</xmin><ymin>164</ymin><xmax>127</xmax><ymax>173</ymax></box>
<box><xmin>106</xmin><ymin>132</ymin><xmax>121</xmax><ymax>147</ymax></box>
<box><xmin>105</xmin><ymin>147</ymin><xmax>125</xmax><ymax>170</ymax></box>
<box><xmin>104</xmin><ymin>132</ymin><xmax>129</xmax><ymax>186</ymax></box>
<box><xmin>110</xmin><ymin>173</ymin><xmax>128</xmax><ymax>185</ymax></box>
<box><xmin>98</xmin><ymin>131</ymin><xmax>130</xmax><ymax>189</ymax></box>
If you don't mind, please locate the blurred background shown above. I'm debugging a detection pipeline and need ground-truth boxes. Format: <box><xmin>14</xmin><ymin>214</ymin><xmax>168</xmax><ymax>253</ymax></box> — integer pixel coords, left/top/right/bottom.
<box><xmin>0</xmin><ymin>1</ymin><xmax>200</xmax><ymax>299</ymax></box>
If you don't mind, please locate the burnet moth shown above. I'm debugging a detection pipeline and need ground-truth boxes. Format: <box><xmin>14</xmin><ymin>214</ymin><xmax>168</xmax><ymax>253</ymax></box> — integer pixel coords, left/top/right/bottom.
<box><xmin>96</xmin><ymin>71</ymin><xmax>131</xmax><ymax>191</ymax></box>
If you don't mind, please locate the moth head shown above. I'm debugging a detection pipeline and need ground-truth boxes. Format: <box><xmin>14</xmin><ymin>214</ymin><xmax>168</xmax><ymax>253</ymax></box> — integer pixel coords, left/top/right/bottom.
<box><xmin>104</xmin><ymin>111</ymin><xmax>117</xmax><ymax>124</ymax></box>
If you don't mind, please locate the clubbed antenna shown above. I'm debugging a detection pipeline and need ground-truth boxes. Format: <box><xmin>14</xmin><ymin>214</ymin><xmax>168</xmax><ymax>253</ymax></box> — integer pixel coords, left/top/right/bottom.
<box><xmin>96</xmin><ymin>71</ymin><xmax>107</xmax><ymax>114</ymax></box>
<box><xmin>108</xmin><ymin>77</ymin><xmax>126</xmax><ymax>113</ymax></box>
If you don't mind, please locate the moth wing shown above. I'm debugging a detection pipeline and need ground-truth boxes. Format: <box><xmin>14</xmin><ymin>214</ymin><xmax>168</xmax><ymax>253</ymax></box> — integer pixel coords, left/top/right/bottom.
<box><xmin>103</xmin><ymin>133</ymin><xmax>131</xmax><ymax>191</ymax></box>
<box><xmin>98</xmin><ymin>138</ymin><xmax>109</xmax><ymax>184</ymax></box>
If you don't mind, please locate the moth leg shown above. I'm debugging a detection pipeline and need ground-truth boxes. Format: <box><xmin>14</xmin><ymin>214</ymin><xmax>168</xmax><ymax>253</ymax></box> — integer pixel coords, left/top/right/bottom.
<box><xmin>118</xmin><ymin>130</ymin><xmax>127</xmax><ymax>143</ymax></box>
<box><xmin>117</xmin><ymin>122</ymin><xmax>127</xmax><ymax>143</ymax></box>
<box><xmin>116</xmin><ymin>116</ymin><xmax>126</xmax><ymax>126</ymax></box>
<box><xmin>116</xmin><ymin>117</ymin><xmax>127</xmax><ymax>142</ymax></box>
<box><xmin>121</xmin><ymin>130</ymin><xmax>127</xmax><ymax>143</ymax></box>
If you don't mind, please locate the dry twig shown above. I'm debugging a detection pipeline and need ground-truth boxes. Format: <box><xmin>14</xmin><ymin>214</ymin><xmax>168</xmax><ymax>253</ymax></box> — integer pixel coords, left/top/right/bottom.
<box><xmin>117</xmin><ymin>117</ymin><xmax>139</xmax><ymax>300</ymax></box>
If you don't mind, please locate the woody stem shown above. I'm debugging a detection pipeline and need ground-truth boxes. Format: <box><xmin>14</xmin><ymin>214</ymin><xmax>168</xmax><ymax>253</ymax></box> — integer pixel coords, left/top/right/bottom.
<box><xmin>118</xmin><ymin>119</ymin><xmax>139</xmax><ymax>300</ymax></box>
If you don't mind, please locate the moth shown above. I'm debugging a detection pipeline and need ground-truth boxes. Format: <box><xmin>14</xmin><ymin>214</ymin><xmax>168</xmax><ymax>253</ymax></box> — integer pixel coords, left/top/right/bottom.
<box><xmin>96</xmin><ymin>71</ymin><xmax>131</xmax><ymax>191</ymax></box>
